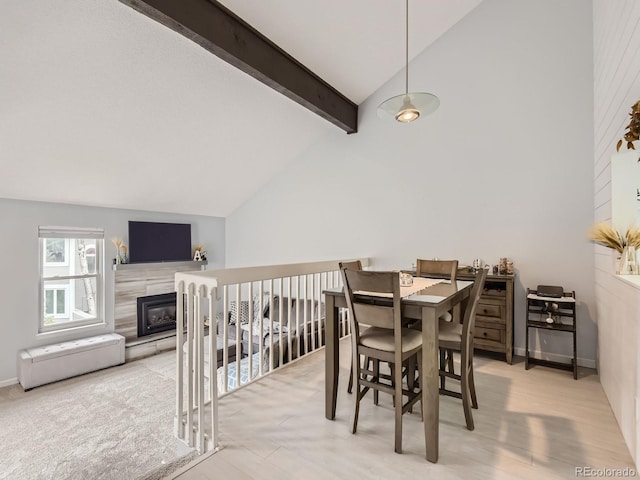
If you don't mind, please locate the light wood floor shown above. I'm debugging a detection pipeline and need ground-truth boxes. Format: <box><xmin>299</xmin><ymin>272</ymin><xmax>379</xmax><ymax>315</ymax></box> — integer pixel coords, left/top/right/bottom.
<box><xmin>169</xmin><ymin>339</ymin><xmax>636</xmax><ymax>480</ymax></box>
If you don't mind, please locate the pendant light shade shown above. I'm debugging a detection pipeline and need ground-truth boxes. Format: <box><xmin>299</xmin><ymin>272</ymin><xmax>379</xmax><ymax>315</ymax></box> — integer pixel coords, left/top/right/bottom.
<box><xmin>377</xmin><ymin>0</ymin><xmax>439</xmax><ymax>123</ymax></box>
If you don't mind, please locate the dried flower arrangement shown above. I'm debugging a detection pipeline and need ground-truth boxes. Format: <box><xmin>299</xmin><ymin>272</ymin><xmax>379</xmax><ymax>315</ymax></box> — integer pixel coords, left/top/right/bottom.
<box><xmin>588</xmin><ymin>223</ymin><xmax>640</xmax><ymax>253</ymax></box>
<box><xmin>111</xmin><ymin>238</ymin><xmax>123</xmax><ymax>264</ymax></box>
<box><xmin>617</xmin><ymin>100</ymin><xmax>640</xmax><ymax>156</ymax></box>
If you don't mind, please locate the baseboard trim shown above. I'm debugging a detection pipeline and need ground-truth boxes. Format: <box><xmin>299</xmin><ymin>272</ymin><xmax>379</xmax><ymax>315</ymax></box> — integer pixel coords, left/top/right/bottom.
<box><xmin>513</xmin><ymin>347</ymin><xmax>596</xmax><ymax>370</ymax></box>
<box><xmin>125</xmin><ymin>336</ymin><xmax>176</xmax><ymax>362</ymax></box>
<box><xmin>0</xmin><ymin>377</ymin><xmax>18</xmax><ymax>388</ymax></box>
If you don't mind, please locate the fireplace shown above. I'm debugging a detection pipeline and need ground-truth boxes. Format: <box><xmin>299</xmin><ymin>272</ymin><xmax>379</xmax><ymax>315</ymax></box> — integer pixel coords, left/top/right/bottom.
<box><xmin>137</xmin><ymin>292</ymin><xmax>177</xmax><ymax>338</ymax></box>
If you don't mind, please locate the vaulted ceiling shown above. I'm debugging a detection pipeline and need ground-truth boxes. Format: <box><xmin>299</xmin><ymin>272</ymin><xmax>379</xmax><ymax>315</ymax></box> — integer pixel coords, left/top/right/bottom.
<box><xmin>0</xmin><ymin>0</ymin><xmax>482</xmax><ymax>217</ymax></box>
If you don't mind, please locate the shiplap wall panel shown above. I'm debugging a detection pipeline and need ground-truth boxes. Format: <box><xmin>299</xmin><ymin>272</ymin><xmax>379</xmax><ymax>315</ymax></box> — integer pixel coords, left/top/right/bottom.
<box><xmin>593</xmin><ymin>0</ymin><xmax>640</xmax><ymax>465</ymax></box>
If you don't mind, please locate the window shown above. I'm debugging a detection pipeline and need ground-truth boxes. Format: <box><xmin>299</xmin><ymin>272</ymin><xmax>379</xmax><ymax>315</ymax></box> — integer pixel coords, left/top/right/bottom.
<box><xmin>39</xmin><ymin>226</ymin><xmax>104</xmax><ymax>333</ymax></box>
<box><xmin>44</xmin><ymin>285</ymin><xmax>69</xmax><ymax>320</ymax></box>
<box><xmin>43</xmin><ymin>239</ymin><xmax>69</xmax><ymax>266</ymax></box>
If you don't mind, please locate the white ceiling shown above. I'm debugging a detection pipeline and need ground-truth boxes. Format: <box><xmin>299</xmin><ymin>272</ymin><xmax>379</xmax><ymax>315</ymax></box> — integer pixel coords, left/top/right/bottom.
<box><xmin>0</xmin><ymin>0</ymin><xmax>482</xmax><ymax>217</ymax></box>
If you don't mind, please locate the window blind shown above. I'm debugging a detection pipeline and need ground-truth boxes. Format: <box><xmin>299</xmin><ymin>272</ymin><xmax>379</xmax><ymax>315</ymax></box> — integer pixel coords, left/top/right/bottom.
<box><xmin>38</xmin><ymin>226</ymin><xmax>104</xmax><ymax>239</ymax></box>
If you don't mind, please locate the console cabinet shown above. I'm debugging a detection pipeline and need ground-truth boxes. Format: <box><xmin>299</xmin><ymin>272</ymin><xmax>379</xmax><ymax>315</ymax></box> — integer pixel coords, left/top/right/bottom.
<box><xmin>458</xmin><ymin>271</ymin><xmax>514</xmax><ymax>364</ymax></box>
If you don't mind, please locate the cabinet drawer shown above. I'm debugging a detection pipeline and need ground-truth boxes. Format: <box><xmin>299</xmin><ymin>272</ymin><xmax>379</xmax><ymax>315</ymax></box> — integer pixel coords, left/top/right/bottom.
<box><xmin>475</xmin><ymin>326</ymin><xmax>503</xmax><ymax>343</ymax></box>
<box><xmin>476</xmin><ymin>303</ymin><xmax>502</xmax><ymax>319</ymax></box>
<box><xmin>476</xmin><ymin>315</ymin><xmax>505</xmax><ymax>326</ymax></box>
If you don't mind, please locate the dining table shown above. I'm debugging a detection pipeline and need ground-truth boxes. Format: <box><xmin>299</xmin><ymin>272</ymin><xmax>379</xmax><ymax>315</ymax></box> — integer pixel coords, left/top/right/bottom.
<box><xmin>323</xmin><ymin>275</ymin><xmax>474</xmax><ymax>463</ymax></box>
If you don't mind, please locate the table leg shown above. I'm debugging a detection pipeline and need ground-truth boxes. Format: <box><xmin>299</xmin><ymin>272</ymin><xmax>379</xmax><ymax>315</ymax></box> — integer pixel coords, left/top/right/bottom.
<box><xmin>325</xmin><ymin>295</ymin><xmax>339</xmax><ymax>420</ymax></box>
<box><xmin>422</xmin><ymin>306</ymin><xmax>439</xmax><ymax>463</ymax></box>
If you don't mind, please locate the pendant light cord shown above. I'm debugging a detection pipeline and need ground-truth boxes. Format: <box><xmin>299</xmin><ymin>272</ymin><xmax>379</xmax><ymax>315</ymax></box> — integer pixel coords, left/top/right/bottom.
<box><xmin>405</xmin><ymin>0</ymin><xmax>409</xmax><ymax>95</ymax></box>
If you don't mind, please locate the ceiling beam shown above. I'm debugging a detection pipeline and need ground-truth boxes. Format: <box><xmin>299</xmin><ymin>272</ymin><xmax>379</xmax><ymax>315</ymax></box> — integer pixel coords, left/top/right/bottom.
<box><xmin>119</xmin><ymin>0</ymin><xmax>358</xmax><ymax>134</ymax></box>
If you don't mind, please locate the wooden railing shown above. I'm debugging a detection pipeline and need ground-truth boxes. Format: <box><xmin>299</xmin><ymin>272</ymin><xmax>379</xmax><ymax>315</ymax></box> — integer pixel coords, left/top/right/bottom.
<box><xmin>174</xmin><ymin>258</ymin><xmax>369</xmax><ymax>454</ymax></box>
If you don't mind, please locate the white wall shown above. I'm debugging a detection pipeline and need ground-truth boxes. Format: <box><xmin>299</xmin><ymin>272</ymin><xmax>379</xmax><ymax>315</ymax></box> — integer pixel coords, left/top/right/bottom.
<box><xmin>0</xmin><ymin>198</ymin><xmax>225</xmax><ymax>385</ymax></box>
<box><xmin>593</xmin><ymin>0</ymin><xmax>640</xmax><ymax>465</ymax></box>
<box><xmin>227</xmin><ymin>0</ymin><xmax>595</xmax><ymax>367</ymax></box>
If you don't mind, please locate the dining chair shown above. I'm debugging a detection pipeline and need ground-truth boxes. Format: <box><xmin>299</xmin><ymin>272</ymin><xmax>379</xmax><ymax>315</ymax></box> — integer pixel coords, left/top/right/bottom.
<box><xmin>438</xmin><ymin>267</ymin><xmax>487</xmax><ymax>431</ymax></box>
<box><xmin>341</xmin><ymin>268</ymin><xmax>423</xmax><ymax>454</ymax></box>
<box><xmin>416</xmin><ymin>259</ymin><xmax>459</xmax><ymax>283</ymax></box>
<box><xmin>339</xmin><ymin>260</ymin><xmax>363</xmax><ymax>395</ymax></box>
<box><xmin>415</xmin><ymin>258</ymin><xmax>460</xmax><ymax>380</ymax></box>
<box><xmin>341</xmin><ymin>260</ymin><xmax>392</xmax><ymax>405</ymax></box>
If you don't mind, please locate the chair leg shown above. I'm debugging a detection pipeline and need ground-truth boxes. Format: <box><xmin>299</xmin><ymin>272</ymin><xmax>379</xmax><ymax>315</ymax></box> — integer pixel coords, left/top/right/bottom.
<box><xmin>348</xmin><ymin>367</ymin><xmax>353</xmax><ymax>394</ymax></box>
<box><xmin>351</xmin><ymin>352</ymin><xmax>361</xmax><ymax>434</ymax></box>
<box><xmin>349</xmin><ymin>356</ymin><xmax>372</xmax><ymax>395</ymax></box>
<box><xmin>417</xmin><ymin>350</ymin><xmax>423</xmax><ymax>421</ymax></box>
<box><xmin>439</xmin><ymin>348</ymin><xmax>446</xmax><ymax>390</ymax></box>
<box><xmin>373</xmin><ymin>359</ymin><xmax>380</xmax><ymax>405</ymax></box>
<box><xmin>393</xmin><ymin>358</ymin><xmax>403</xmax><ymax>454</ymax></box>
<box><xmin>460</xmin><ymin>353</ymin><xmax>474</xmax><ymax>431</ymax></box>
<box><xmin>407</xmin><ymin>356</ymin><xmax>416</xmax><ymax>413</ymax></box>
<box><xmin>469</xmin><ymin>359</ymin><xmax>478</xmax><ymax>409</ymax></box>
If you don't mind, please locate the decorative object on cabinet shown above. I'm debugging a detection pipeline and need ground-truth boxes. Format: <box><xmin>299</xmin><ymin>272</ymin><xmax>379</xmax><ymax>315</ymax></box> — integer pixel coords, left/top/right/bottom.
<box><xmin>456</xmin><ymin>269</ymin><xmax>514</xmax><ymax>364</ymax></box>
<box><xmin>499</xmin><ymin>258</ymin><xmax>508</xmax><ymax>275</ymax></box>
<box><xmin>525</xmin><ymin>286</ymin><xmax>577</xmax><ymax>379</ymax></box>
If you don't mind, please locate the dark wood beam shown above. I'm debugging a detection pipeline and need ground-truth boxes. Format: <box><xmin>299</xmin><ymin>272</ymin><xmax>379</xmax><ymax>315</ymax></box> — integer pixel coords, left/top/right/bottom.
<box><xmin>119</xmin><ymin>0</ymin><xmax>358</xmax><ymax>133</ymax></box>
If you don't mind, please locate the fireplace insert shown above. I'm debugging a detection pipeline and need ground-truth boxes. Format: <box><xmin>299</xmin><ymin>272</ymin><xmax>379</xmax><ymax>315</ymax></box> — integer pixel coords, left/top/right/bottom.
<box><xmin>137</xmin><ymin>292</ymin><xmax>177</xmax><ymax>337</ymax></box>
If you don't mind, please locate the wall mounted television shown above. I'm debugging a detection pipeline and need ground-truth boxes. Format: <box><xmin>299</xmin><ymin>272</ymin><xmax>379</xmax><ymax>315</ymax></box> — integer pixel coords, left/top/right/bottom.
<box><xmin>128</xmin><ymin>221</ymin><xmax>192</xmax><ymax>263</ymax></box>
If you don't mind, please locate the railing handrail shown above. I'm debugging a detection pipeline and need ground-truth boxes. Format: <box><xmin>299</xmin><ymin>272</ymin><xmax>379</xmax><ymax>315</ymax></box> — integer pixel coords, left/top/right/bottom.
<box><xmin>175</xmin><ymin>258</ymin><xmax>369</xmax><ymax>290</ymax></box>
<box><xmin>175</xmin><ymin>257</ymin><xmax>369</xmax><ymax>454</ymax></box>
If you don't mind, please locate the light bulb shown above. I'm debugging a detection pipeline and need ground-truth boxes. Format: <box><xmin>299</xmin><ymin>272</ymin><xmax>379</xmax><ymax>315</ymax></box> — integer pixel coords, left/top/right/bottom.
<box><xmin>395</xmin><ymin>107</ymin><xmax>420</xmax><ymax>123</ymax></box>
<box><xmin>394</xmin><ymin>96</ymin><xmax>420</xmax><ymax>123</ymax></box>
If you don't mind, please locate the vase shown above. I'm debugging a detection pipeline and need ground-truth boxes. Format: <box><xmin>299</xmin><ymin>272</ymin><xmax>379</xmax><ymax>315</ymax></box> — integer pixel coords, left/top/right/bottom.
<box><xmin>618</xmin><ymin>246</ymin><xmax>638</xmax><ymax>274</ymax></box>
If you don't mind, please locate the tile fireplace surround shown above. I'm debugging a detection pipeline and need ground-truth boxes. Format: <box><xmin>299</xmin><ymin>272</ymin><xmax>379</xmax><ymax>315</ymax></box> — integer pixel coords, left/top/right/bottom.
<box><xmin>113</xmin><ymin>261</ymin><xmax>206</xmax><ymax>360</ymax></box>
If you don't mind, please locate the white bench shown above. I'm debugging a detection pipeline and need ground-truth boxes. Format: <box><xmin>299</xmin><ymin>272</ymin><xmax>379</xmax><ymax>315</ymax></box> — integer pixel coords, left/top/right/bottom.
<box><xmin>17</xmin><ymin>333</ymin><xmax>125</xmax><ymax>390</ymax></box>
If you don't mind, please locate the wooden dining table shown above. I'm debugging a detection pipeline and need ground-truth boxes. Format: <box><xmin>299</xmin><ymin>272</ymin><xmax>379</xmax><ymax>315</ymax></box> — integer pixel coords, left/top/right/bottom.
<box><xmin>323</xmin><ymin>276</ymin><xmax>474</xmax><ymax>463</ymax></box>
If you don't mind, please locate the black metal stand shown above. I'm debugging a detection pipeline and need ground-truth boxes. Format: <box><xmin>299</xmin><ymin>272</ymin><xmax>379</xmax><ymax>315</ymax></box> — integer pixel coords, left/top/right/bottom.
<box><xmin>525</xmin><ymin>288</ymin><xmax>577</xmax><ymax>379</ymax></box>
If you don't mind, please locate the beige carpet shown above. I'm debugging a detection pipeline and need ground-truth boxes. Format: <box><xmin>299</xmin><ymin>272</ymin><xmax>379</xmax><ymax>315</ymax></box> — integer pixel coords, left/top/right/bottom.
<box><xmin>0</xmin><ymin>350</ymin><xmax>195</xmax><ymax>480</ymax></box>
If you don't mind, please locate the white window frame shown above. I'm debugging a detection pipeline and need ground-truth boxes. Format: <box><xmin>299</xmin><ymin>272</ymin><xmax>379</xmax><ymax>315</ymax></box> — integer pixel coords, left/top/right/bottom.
<box><xmin>39</xmin><ymin>226</ymin><xmax>105</xmax><ymax>333</ymax></box>
<box><xmin>44</xmin><ymin>284</ymin><xmax>70</xmax><ymax>318</ymax></box>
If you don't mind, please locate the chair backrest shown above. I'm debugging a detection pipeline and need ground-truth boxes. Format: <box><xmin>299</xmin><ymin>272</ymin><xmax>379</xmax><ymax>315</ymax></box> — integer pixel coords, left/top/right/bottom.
<box><xmin>340</xmin><ymin>269</ymin><xmax>402</xmax><ymax>351</ymax></box>
<box><xmin>339</xmin><ymin>260</ymin><xmax>363</xmax><ymax>272</ymax></box>
<box><xmin>460</xmin><ymin>268</ymin><xmax>488</xmax><ymax>358</ymax></box>
<box><xmin>416</xmin><ymin>259</ymin><xmax>458</xmax><ymax>282</ymax></box>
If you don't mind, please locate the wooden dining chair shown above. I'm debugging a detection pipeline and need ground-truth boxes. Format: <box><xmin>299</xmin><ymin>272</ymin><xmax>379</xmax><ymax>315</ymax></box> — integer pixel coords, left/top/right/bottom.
<box><xmin>416</xmin><ymin>259</ymin><xmax>458</xmax><ymax>283</ymax></box>
<box><xmin>438</xmin><ymin>267</ymin><xmax>487</xmax><ymax>431</ymax></box>
<box><xmin>415</xmin><ymin>259</ymin><xmax>460</xmax><ymax>380</ymax></box>
<box><xmin>341</xmin><ymin>268</ymin><xmax>423</xmax><ymax>454</ymax></box>
<box><xmin>339</xmin><ymin>260</ymin><xmax>363</xmax><ymax>396</ymax></box>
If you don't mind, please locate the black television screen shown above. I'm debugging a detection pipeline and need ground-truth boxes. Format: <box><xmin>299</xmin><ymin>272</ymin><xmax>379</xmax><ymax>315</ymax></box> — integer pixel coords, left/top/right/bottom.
<box><xmin>128</xmin><ymin>221</ymin><xmax>192</xmax><ymax>263</ymax></box>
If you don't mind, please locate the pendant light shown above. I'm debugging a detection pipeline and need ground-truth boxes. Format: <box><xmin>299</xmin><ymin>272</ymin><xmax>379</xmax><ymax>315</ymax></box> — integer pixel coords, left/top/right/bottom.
<box><xmin>377</xmin><ymin>0</ymin><xmax>439</xmax><ymax>123</ymax></box>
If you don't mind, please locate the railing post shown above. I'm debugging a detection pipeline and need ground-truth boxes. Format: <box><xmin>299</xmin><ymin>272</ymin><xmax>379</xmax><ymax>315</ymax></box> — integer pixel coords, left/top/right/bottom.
<box><xmin>175</xmin><ymin>280</ymin><xmax>185</xmax><ymax>439</ymax></box>
<box><xmin>208</xmin><ymin>286</ymin><xmax>219</xmax><ymax>450</ymax></box>
<box><xmin>186</xmin><ymin>282</ymin><xmax>195</xmax><ymax>447</ymax></box>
